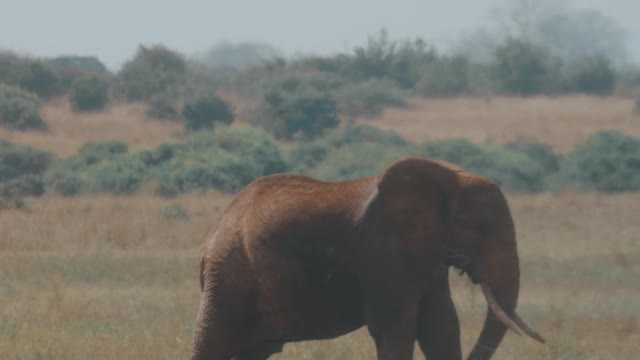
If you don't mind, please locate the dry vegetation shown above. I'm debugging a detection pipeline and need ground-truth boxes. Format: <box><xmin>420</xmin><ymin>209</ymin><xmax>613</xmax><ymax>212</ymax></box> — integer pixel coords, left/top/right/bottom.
<box><xmin>0</xmin><ymin>98</ymin><xmax>184</xmax><ymax>158</ymax></box>
<box><xmin>1</xmin><ymin>193</ymin><xmax>638</xmax><ymax>359</ymax></box>
<box><xmin>360</xmin><ymin>95</ymin><xmax>640</xmax><ymax>153</ymax></box>
<box><xmin>1</xmin><ymin>96</ymin><xmax>639</xmax><ymax>359</ymax></box>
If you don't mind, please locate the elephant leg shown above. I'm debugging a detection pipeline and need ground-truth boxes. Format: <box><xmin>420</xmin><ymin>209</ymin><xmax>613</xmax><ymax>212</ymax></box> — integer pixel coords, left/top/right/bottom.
<box><xmin>232</xmin><ymin>342</ymin><xmax>284</xmax><ymax>360</ymax></box>
<box><xmin>416</xmin><ymin>271</ymin><xmax>461</xmax><ymax>360</ymax></box>
<box><xmin>365</xmin><ymin>293</ymin><xmax>420</xmax><ymax>360</ymax></box>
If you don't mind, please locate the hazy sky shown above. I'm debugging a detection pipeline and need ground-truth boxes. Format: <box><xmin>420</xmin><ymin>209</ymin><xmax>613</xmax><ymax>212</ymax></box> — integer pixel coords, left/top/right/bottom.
<box><xmin>1</xmin><ymin>0</ymin><xmax>639</xmax><ymax>69</ymax></box>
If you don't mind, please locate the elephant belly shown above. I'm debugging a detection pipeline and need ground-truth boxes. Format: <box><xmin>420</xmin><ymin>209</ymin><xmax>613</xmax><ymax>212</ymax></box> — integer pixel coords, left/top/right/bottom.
<box><xmin>255</xmin><ymin>265</ymin><xmax>365</xmax><ymax>341</ymax></box>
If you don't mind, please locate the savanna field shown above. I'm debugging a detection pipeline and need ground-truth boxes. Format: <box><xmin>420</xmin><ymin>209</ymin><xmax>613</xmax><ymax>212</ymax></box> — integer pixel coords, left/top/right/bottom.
<box><xmin>0</xmin><ymin>95</ymin><xmax>639</xmax><ymax>359</ymax></box>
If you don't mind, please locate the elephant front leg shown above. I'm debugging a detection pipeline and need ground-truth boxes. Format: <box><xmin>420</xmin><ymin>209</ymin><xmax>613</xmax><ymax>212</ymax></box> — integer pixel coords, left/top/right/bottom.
<box><xmin>364</xmin><ymin>284</ymin><xmax>421</xmax><ymax>360</ymax></box>
<box><xmin>416</xmin><ymin>270</ymin><xmax>462</xmax><ymax>360</ymax></box>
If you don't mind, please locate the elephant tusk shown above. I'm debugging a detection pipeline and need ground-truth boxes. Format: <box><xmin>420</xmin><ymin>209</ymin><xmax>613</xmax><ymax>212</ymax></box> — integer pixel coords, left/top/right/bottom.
<box><xmin>513</xmin><ymin>311</ymin><xmax>546</xmax><ymax>344</ymax></box>
<box><xmin>480</xmin><ymin>283</ymin><xmax>525</xmax><ymax>337</ymax></box>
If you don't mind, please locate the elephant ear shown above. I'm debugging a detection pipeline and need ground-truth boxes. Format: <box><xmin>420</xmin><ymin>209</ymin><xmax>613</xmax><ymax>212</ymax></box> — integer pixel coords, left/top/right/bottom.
<box><xmin>358</xmin><ymin>158</ymin><xmax>462</xmax><ymax>256</ymax></box>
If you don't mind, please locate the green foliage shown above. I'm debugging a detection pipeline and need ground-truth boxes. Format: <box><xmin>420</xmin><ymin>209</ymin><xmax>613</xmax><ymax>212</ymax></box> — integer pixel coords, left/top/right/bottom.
<box><xmin>46</xmin><ymin>127</ymin><xmax>286</xmax><ymax>196</ymax></box>
<box><xmin>47</xmin><ymin>55</ymin><xmax>108</xmax><ymax>74</ymax></box>
<box><xmin>335</xmin><ymin>78</ymin><xmax>407</xmax><ymax>117</ymax></box>
<box><xmin>45</xmin><ymin>141</ymin><xmax>128</xmax><ymax>195</ymax></box>
<box><xmin>70</xmin><ymin>75</ymin><xmax>110</xmax><ymax>112</ymax></box>
<box><xmin>347</xmin><ymin>29</ymin><xmax>437</xmax><ymax>88</ymax></box>
<box><xmin>566</xmin><ymin>55</ymin><xmax>616</xmax><ymax>95</ymax></box>
<box><xmin>0</xmin><ymin>140</ymin><xmax>53</xmax><ymax>182</ymax></box>
<box><xmin>420</xmin><ymin>139</ymin><xmax>547</xmax><ymax>192</ymax></box>
<box><xmin>417</xmin><ymin>55</ymin><xmax>471</xmax><ymax>96</ymax></box>
<box><xmin>182</xmin><ymin>95</ymin><xmax>233</xmax><ymax>131</ymax></box>
<box><xmin>0</xmin><ymin>51</ymin><xmax>61</xmax><ymax>99</ymax></box>
<box><xmin>115</xmin><ymin>45</ymin><xmax>187</xmax><ymax>101</ymax></box>
<box><xmin>492</xmin><ymin>38</ymin><xmax>557</xmax><ymax>95</ymax></box>
<box><xmin>0</xmin><ymin>84</ymin><xmax>47</xmax><ymax>130</ymax></box>
<box><xmin>306</xmin><ymin>142</ymin><xmax>409</xmax><ymax>181</ymax></box>
<box><xmin>553</xmin><ymin>130</ymin><xmax>640</xmax><ymax>192</ymax></box>
<box><xmin>505</xmin><ymin>137</ymin><xmax>561</xmax><ymax>174</ymax></box>
<box><xmin>263</xmin><ymin>91</ymin><xmax>339</xmax><ymax>140</ymax></box>
<box><xmin>287</xmin><ymin>125</ymin><xmax>409</xmax><ymax>174</ymax></box>
<box><xmin>155</xmin><ymin>127</ymin><xmax>285</xmax><ymax>195</ymax></box>
<box><xmin>0</xmin><ymin>140</ymin><xmax>52</xmax><ymax>205</ymax></box>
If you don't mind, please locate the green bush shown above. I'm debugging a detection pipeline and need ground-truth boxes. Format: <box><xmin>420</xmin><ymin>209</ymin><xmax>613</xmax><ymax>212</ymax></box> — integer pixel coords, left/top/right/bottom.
<box><xmin>492</xmin><ymin>39</ymin><xmax>558</xmax><ymax>95</ymax></box>
<box><xmin>0</xmin><ymin>140</ymin><xmax>53</xmax><ymax>182</ymax></box>
<box><xmin>417</xmin><ymin>55</ymin><xmax>470</xmax><ymax>96</ymax></box>
<box><xmin>420</xmin><ymin>139</ymin><xmax>547</xmax><ymax>192</ymax></box>
<box><xmin>70</xmin><ymin>75</ymin><xmax>110</xmax><ymax>111</ymax></box>
<box><xmin>505</xmin><ymin>137</ymin><xmax>561</xmax><ymax>174</ymax></box>
<box><xmin>306</xmin><ymin>142</ymin><xmax>410</xmax><ymax>181</ymax></box>
<box><xmin>115</xmin><ymin>45</ymin><xmax>187</xmax><ymax>101</ymax></box>
<box><xmin>155</xmin><ymin>128</ymin><xmax>286</xmax><ymax>195</ymax></box>
<box><xmin>45</xmin><ymin>141</ymin><xmax>131</xmax><ymax>195</ymax></box>
<box><xmin>182</xmin><ymin>95</ymin><xmax>233</xmax><ymax>131</ymax></box>
<box><xmin>46</xmin><ymin>127</ymin><xmax>286</xmax><ymax>196</ymax></box>
<box><xmin>287</xmin><ymin>125</ymin><xmax>408</xmax><ymax>173</ymax></box>
<box><xmin>553</xmin><ymin>130</ymin><xmax>640</xmax><ymax>192</ymax></box>
<box><xmin>566</xmin><ymin>55</ymin><xmax>616</xmax><ymax>95</ymax></box>
<box><xmin>263</xmin><ymin>91</ymin><xmax>339</xmax><ymax>140</ymax></box>
<box><xmin>335</xmin><ymin>78</ymin><xmax>407</xmax><ymax>117</ymax></box>
<box><xmin>0</xmin><ymin>84</ymin><xmax>47</xmax><ymax>130</ymax></box>
<box><xmin>0</xmin><ymin>52</ymin><xmax>61</xmax><ymax>99</ymax></box>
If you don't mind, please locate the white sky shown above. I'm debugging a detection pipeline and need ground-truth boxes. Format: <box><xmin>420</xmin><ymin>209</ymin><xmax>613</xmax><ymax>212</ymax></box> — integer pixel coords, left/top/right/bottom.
<box><xmin>1</xmin><ymin>0</ymin><xmax>638</xmax><ymax>69</ymax></box>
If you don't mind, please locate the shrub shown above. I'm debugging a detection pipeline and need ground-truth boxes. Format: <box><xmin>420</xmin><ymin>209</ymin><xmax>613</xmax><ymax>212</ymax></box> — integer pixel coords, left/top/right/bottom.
<box><xmin>81</xmin><ymin>151</ymin><xmax>150</xmax><ymax>195</ymax></box>
<box><xmin>553</xmin><ymin>130</ymin><xmax>640</xmax><ymax>192</ymax></box>
<box><xmin>146</xmin><ymin>95</ymin><xmax>180</xmax><ymax>120</ymax></box>
<box><xmin>505</xmin><ymin>137</ymin><xmax>561</xmax><ymax>174</ymax></box>
<box><xmin>335</xmin><ymin>78</ymin><xmax>407</xmax><ymax>117</ymax></box>
<box><xmin>70</xmin><ymin>75</ymin><xmax>110</xmax><ymax>111</ymax></box>
<box><xmin>566</xmin><ymin>55</ymin><xmax>616</xmax><ymax>95</ymax></box>
<box><xmin>417</xmin><ymin>54</ymin><xmax>470</xmax><ymax>96</ymax></box>
<box><xmin>155</xmin><ymin>128</ymin><xmax>286</xmax><ymax>195</ymax></box>
<box><xmin>0</xmin><ymin>140</ymin><xmax>54</xmax><ymax>182</ymax></box>
<box><xmin>182</xmin><ymin>95</ymin><xmax>233</xmax><ymax>131</ymax></box>
<box><xmin>492</xmin><ymin>38</ymin><xmax>557</xmax><ymax>95</ymax></box>
<box><xmin>115</xmin><ymin>45</ymin><xmax>187</xmax><ymax>101</ymax></box>
<box><xmin>288</xmin><ymin>125</ymin><xmax>408</xmax><ymax>173</ymax></box>
<box><xmin>305</xmin><ymin>142</ymin><xmax>410</xmax><ymax>181</ymax></box>
<box><xmin>0</xmin><ymin>52</ymin><xmax>61</xmax><ymax>99</ymax></box>
<box><xmin>420</xmin><ymin>139</ymin><xmax>547</xmax><ymax>192</ymax></box>
<box><xmin>0</xmin><ymin>84</ymin><xmax>47</xmax><ymax>130</ymax></box>
<box><xmin>264</xmin><ymin>91</ymin><xmax>339</xmax><ymax>140</ymax></box>
<box><xmin>45</xmin><ymin>141</ymin><xmax>130</xmax><ymax>195</ymax></box>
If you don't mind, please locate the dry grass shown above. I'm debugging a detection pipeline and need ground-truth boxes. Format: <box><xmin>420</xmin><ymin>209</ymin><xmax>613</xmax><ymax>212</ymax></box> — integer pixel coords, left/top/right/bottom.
<box><xmin>1</xmin><ymin>192</ymin><xmax>638</xmax><ymax>359</ymax></box>
<box><xmin>1</xmin><ymin>96</ymin><xmax>639</xmax><ymax>359</ymax></box>
<box><xmin>360</xmin><ymin>95</ymin><xmax>640</xmax><ymax>153</ymax></box>
<box><xmin>0</xmin><ymin>98</ymin><xmax>185</xmax><ymax>158</ymax></box>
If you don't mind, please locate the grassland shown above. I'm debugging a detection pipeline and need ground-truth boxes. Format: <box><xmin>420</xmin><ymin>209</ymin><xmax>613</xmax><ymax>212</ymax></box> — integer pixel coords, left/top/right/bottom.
<box><xmin>1</xmin><ymin>96</ymin><xmax>639</xmax><ymax>359</ymax></box>
<box><xmin>360</xmin><ymin>95</ymin><xmax>640</xmax><ymax>153</ymax></box>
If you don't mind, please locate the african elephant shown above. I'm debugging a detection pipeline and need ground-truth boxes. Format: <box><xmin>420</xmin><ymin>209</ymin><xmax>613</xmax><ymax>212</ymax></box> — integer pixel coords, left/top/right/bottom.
<box><xmin>191</xmin><ymin>157</ymin><xmax>544</xmax><ymax>360</ymax></box>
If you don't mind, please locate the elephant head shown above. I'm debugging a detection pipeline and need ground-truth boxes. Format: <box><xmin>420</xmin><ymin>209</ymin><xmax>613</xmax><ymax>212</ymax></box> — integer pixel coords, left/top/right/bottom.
<box><xmin>369</xmin><ymin>158</ymin><xmax>544</xmax><ymax>359</ymax></box>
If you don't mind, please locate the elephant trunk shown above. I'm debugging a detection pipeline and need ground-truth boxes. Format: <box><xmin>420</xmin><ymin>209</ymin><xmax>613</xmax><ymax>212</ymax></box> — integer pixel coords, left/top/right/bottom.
<box><xmin>468</xmin><ymin>216</ymin><xmax>544</xmax><ymax>359</ymax></box>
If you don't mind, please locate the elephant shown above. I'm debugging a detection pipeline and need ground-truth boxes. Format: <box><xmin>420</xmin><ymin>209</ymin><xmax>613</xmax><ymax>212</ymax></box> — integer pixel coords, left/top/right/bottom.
<box><xmin>191</xmin><ymin>157</ymin><xmax>545</xmax><ymax>360</ymax></box>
